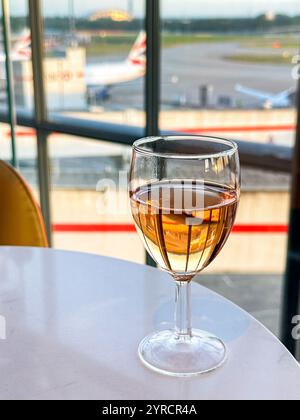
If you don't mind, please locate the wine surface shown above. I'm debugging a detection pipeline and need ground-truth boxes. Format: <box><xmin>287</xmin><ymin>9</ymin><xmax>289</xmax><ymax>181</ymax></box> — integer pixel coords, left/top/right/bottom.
<box><xmin>130</xmin><ymin>180</ymin><xmax>238</xmax><ymax>278</ymax></box>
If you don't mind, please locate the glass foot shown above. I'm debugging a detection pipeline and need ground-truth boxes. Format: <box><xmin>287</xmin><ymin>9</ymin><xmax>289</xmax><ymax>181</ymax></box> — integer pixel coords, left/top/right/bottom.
<box><xmin>138</xmin><ymin>329</ymin><xmax>227</xmax><ymax>377</ymax></box>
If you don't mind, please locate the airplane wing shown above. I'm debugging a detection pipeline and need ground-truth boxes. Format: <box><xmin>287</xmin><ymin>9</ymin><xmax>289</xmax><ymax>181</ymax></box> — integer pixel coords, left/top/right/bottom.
<box><xmin>273</xmin><ymin>87</ymin><xmax>295</xmax><ymax>101</ymax></box>
<box><xmin>235</xmin><ymin>84</ymin><xmax>273</xmax><ymax>101</ymax></box>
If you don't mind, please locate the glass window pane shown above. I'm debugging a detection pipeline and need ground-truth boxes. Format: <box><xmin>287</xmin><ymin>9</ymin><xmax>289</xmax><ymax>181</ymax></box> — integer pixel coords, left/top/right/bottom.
<box><xmin>0</xmin><ymin>123</ymin><xmax>12</xmax><ymax>162</ymax></box>
<box><xmin>160</xmin><ymin>0</ymin><xmax>299</xmax><ymax>337</ymax></box>
<box><xmin>49</xmin><ymin>133</ymin><xmax>144</xmax><ymax>263</ymax></box>
<box><xmin>7</xmin><ymin>1</ymin><xmax>34</xmax><ymax>115</ymax></box>
<box><xmin>0</xmin><ymin>122</ymin><xmax>39</xmax><ymax>199</ymax></box>
<box><xmin>42</xmin><ymin>0</ymin><xmax>146</xmax><ymax>129</ymax></box>
<box><xmin>161</xmin><ymin>0</ymin><xmax>299</xmax><ymax>146</ymax></box>
<box><xmin>16</xmin><ymin>126</ymin><xmax>39</xmax><ymax>189</ymax></box>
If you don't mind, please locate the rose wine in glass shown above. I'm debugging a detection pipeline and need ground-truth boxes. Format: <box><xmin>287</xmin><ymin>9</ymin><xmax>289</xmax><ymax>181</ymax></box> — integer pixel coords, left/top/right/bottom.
<box><xmin>129</xmin><ymin>136</ymin><xmax>240</xmax><ymax>376</ymax></box>
<box><xmin>131</xmin><ymin>180</ymin><xmax>238</xmax><ymax>277</ymax></box>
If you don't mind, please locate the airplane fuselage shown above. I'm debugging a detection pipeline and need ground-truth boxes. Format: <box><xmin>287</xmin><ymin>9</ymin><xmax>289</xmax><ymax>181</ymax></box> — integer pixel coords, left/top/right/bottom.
<box><xmin>85</xmin><ymin>61</ymin><xmax>145</xmax><ymax>87</ymax></box>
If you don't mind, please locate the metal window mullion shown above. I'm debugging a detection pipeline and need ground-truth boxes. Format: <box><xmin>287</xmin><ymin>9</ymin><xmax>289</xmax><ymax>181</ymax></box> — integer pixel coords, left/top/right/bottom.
<box><xmin>145</xmin><ymin>0</ymin><xmax>161</xmax><ymax>267</ymax></box>
<box><xmin>0</xmin><ymin>105</ymin><xmax>294</xmax><ymax>173</ymax></box>
<box><xmin>28</xmin><ymin>0</ymin><xmax>52</xmax><ymax>245</ymax></box>
<box><xmin>281</xmin><ymin>74</ymin><xmax>300</xmax><ymax>360</ymax></box>
<box><xmin>1</xmin><ymin>0</ymin><xmax>17</xmax><ymax>167</ymax></box>
<box><xmin>145</xmin><ymin>0</ymin><xmax>160</xmax><ymax>138</ymax></box>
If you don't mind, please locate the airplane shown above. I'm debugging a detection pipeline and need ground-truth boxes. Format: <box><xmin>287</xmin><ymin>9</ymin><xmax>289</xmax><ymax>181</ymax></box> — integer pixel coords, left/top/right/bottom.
<box><xmin>0</xmin><ymin>30</ymin><xmax>146</xmax><ymax>101</ymax></box>
<box><xmin>85</xmin><ymin>31</ymin><xmax>146</xmax><ymax>87</ymax></box>
<box><xmin>0</xmin><ymin>30</ymin><xmax>32</xmax><ymax>62</ymax></box>
<box><xmin>235</xmin><ymin>84</ymin><xmax>297</xmax><ymax>109</ymax></box>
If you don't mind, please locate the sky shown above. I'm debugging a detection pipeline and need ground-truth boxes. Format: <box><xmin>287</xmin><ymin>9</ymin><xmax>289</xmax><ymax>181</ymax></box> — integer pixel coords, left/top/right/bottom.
<box><xmin>10</xmin><ymin>0</ymin><xmax>300</xmax><ymax>18</ymax></box>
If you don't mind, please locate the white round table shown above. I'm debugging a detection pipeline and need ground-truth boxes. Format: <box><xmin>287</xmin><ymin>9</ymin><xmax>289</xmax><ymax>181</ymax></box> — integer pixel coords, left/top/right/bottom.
<box><xmin>0</xmin><ymin>247</ymin><xmax>299</xmax><ymax>400</ymax></box>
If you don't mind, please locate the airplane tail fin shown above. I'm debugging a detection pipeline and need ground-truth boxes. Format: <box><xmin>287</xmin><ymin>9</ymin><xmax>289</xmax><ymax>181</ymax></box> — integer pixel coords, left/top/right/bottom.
<box><xmin>127</xmin><ymin>31</ymin><xmax>146</xmax><ymax>68</ymax></box>
<box><xmin>14</xmin><ymin>29</ymin><xmax>32</xmax><ymax>59</ymax></box>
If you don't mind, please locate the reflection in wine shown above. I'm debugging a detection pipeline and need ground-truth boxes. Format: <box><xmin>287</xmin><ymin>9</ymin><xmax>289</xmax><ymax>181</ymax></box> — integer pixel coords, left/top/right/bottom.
<box><xmin>131</xmin><ymin>180</ymin><xmax>238</xmax><ymax>280</ymax></box>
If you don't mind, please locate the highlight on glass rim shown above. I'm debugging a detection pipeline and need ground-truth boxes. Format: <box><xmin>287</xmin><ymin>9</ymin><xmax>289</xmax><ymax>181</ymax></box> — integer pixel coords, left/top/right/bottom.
<box><xmin>0</xmin><ymin>0</ymin><xmax>299</xmax><ymax>402</ymax></box>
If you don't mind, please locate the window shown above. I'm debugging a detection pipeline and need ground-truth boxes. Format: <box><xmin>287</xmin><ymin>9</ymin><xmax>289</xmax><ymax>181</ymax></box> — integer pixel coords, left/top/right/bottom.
<box><xmin>9</xmin><ymin>0</ymin><xmax>34</xmax><ymax>115</ymax></box>
<box><xmin>161</xmin><ymin>0</ymin><xmax>299</xmax><ymax>146</ymax></box>
<box><xmin>160</xmin><ymin>0</ymin><xmax>300</xmax><ymax>335</ymax></box>
<box><xmin>42</xmin><ymin>0</ymin><xmax>146</xmax><ymax>129</ymax></box>
<box><xmin>48</xmin><ymin>133</ymin><xmax>144</xmax><ymax>263</ymax></box>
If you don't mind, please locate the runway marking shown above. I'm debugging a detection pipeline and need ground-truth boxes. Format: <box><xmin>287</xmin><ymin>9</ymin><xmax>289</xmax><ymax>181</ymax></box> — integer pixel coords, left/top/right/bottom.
<box><xmin>180</xmin><ymin>124</ymin><xmax>295</xmax><ymax>133</ymax></box>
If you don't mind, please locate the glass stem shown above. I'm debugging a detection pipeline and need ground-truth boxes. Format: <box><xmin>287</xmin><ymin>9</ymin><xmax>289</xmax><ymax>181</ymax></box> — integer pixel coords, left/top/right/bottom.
<box><xmin>174</xmin><ymin>281</ymin><xmax>192</xmax><ymax>339</ymax></box>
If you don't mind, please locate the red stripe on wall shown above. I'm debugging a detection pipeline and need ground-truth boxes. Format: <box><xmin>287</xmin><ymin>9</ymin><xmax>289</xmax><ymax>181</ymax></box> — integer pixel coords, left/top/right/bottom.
<box><xmin>52</xmin><ymin>224</ymin><xmax>288</xmax><ymax>234</ymax></box>
<box><xmin>5</xmin><ymin>130</ymin><xmax>37</xmax><ymax>137</ymax></box>
<box><xmin>53</xmin><ymin>224</ymin><xmax>137</xmax><ymax>233</ymax></box>
<box><xmin>232</xmin><ymin>224</ymin><xmax>288</xmax><ymax>233</ymax></box>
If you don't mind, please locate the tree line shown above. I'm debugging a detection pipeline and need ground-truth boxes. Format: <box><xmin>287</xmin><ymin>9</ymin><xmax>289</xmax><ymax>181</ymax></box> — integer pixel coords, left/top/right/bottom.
<box><xmin>10</xmin><ymin>14</ymin><xmax>300</xmax><ymax>34</ymax></box>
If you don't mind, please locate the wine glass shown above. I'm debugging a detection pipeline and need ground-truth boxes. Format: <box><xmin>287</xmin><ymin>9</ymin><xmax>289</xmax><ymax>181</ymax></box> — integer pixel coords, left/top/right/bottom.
<box><xmin>129</xmin><ymin>135</ymin><xmax>240</xmax><ymax>377</ymax></box>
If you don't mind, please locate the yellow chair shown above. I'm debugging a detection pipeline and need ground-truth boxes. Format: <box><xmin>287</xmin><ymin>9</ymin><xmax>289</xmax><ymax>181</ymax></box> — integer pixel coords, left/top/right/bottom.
<box><xmin>0</xmin><ymin>160</ymin><xmax>48</xmax><ymax>247</ymax></box>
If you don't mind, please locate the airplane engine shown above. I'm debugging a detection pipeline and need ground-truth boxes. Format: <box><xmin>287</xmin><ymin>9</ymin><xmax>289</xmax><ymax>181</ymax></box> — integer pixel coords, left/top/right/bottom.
<box><xmin>87</xmin><ymin>86</ymin><xmax>111</xmax><ymax>105</ymax></box>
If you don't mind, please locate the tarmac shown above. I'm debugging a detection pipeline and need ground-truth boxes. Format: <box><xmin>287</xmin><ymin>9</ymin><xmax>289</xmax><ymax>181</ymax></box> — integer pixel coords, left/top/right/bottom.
<box><xmin>91</xmin><ymin>41</ymin><xmax>298</xmax><ymax>110</ymax></box>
